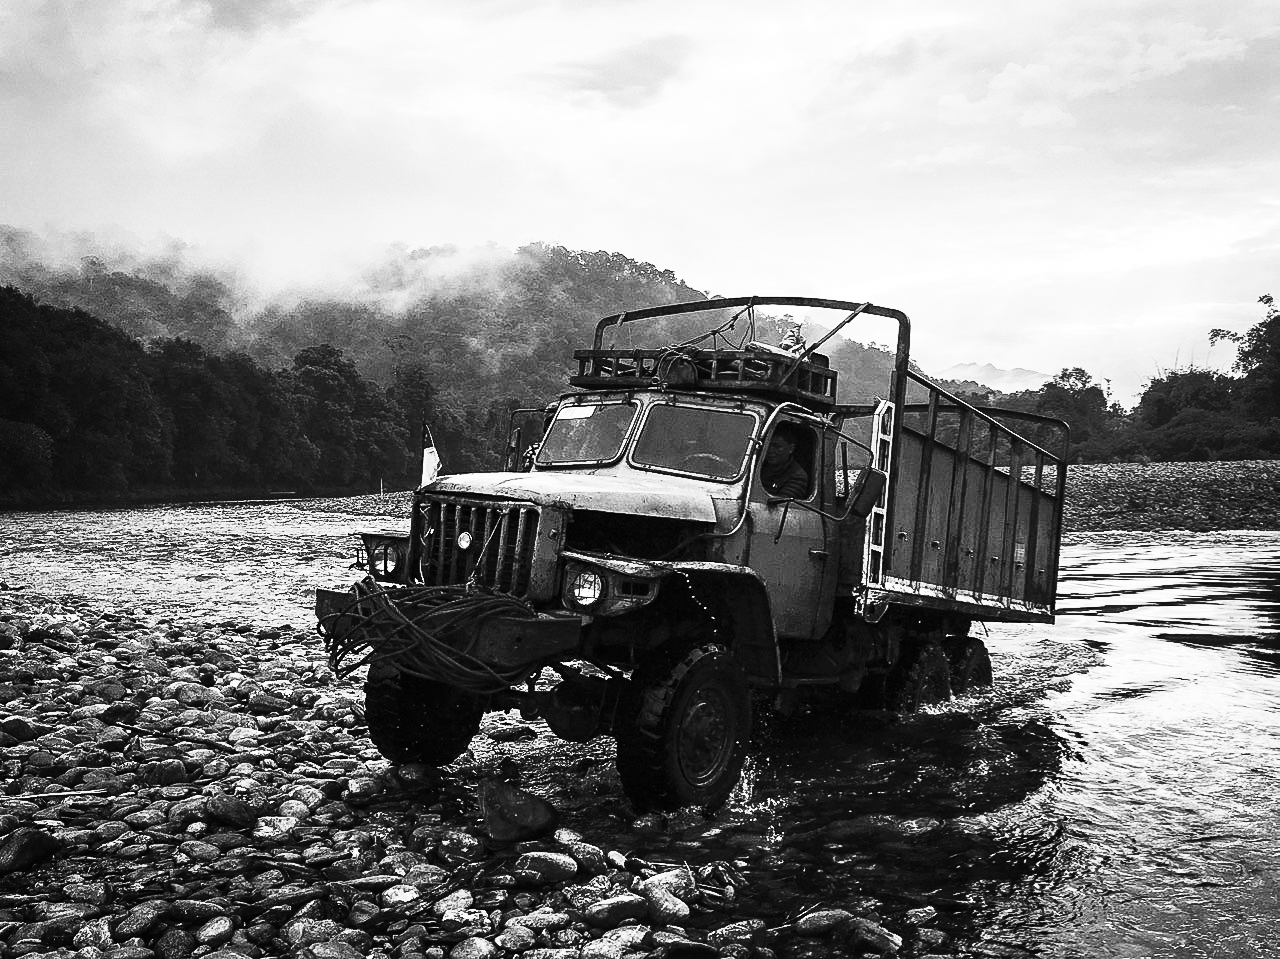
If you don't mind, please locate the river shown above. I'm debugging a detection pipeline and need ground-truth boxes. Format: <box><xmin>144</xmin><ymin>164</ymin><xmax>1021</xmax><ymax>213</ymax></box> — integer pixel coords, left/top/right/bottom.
<box><xmin>2</xmin><ymin>502</ymin><xmax>1278</xmax><ymax>957</ymax></box>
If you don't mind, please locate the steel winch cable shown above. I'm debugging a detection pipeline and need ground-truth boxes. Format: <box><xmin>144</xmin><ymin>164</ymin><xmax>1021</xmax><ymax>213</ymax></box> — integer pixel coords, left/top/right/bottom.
<box><xmin>317</xmin><ymin>579</ymin><xmax>540</xmax><ymax>695</ymax></box>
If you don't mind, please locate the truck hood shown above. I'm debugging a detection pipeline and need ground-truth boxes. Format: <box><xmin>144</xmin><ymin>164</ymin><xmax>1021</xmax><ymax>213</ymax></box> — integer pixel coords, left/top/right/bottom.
<box><xmin>427</xmin><ymin>471</ymin><xmax>720</xmax><ymax>523</ymax></box>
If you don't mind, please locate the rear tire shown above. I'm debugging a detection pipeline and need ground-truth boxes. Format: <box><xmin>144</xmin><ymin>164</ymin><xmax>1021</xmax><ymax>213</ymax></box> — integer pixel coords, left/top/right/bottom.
<box><xmin>946</xmin><ymin>637</ymin><xmax>993</xmax><ymax>694</ymax></box>
<box><xmin>885</xmin><ymin>640</ymin><xmax>952</xmax><ymax>713</ymax></box>
<box><xmin>616</xmin><ymin>644</ymin><xmax>752</xmax><ymax>811</ymax></box>
<box><xmin>364</xmin><ymin>663</ymin><xmax>484</xmax><ymax>766</ymax></box>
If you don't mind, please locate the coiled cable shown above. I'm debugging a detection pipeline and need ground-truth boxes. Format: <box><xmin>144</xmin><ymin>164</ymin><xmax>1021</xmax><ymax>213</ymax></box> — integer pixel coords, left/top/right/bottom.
<box><xmin>318</xmin><ymin>578</ymin><xmax>540</xmax><ymax>695</ymax></box>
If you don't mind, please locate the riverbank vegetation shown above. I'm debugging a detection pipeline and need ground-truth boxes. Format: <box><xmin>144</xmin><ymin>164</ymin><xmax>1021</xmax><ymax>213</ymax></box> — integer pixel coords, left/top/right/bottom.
<box><xmin>1</xmin><ymin>229</ymin><xmax>1276</xmax><ymax>506</ymax></box>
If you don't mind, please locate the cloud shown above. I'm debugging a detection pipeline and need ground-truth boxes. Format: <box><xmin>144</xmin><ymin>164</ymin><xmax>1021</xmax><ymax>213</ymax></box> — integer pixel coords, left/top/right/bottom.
<box><xmin>546</xmin><ymin>35</ymin><xmax>693</xmax><ymax>108</ymax></box>
<box><xmin>0</xmin><ymin>0</ymin><xmax>1277</xmax><ymax>403</ymax></box>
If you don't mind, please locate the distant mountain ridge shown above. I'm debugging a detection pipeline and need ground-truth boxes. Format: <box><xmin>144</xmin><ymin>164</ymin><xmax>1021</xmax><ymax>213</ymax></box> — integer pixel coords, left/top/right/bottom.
<box><xmin>933</xmin><ymin>362</ymin><xmax>1050</xmax><ymax>395</ymax></box>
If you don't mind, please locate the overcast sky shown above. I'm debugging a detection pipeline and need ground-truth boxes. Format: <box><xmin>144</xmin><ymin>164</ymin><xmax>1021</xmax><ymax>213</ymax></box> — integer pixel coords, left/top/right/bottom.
<box><xmin>2</xmin><ymin>0</ymin><xmax>1277</xmax><ymax>403</ymax></box>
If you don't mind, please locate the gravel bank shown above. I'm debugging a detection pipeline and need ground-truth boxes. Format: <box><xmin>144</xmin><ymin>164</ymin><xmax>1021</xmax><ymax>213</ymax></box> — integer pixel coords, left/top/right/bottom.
<box><xmin>0</xmin><ymin>594</ymin><xmax>923</xmax><ymax>959</ymax></box>
<box><xmin>1064</xmin><ymin>460</ymin><xmax>1280</xmax><ymax>532</ymax></box>
<box><xmin>3</xmin><ymin>460</ymin><xmax>1274</xmax><ymax>958</ymax></box>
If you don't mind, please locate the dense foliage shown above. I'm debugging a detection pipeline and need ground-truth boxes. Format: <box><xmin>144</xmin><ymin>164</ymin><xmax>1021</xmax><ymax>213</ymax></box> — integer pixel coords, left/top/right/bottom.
<box><xmin>1</xmin><ymin>227</ymin><xmax>1276</xmax><ymax>506</ymax></box>
<box><xmin>973</xmin><ymin>294</ymin><xmax>1279</xmax><ymax>462</ymax></box>
<box><xmin>0</xmin><ymin>288</ymin><xmax>411</xmax><ymax>503</ymax></box>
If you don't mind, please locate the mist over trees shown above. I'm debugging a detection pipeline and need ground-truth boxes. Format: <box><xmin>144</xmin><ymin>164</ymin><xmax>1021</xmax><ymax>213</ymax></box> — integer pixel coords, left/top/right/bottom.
<box><xmin>0</xmin><ymin>226</ymin><xmax>1276</xmax><ymax>505</ymax></box>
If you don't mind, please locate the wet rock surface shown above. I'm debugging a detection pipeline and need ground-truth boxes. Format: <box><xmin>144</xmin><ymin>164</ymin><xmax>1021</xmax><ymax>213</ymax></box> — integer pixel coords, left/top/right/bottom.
<box><xmin>0</xmin><ymin>593</ymin><xmax>944</xmax><ymax>959</ymax></box>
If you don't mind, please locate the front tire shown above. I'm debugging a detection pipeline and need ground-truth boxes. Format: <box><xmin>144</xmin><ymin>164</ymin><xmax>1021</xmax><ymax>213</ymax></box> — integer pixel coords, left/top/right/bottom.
<box><xmin>616</xmin><ymin>644</ymin><xmax>752</xmax><ymax>811</ymax></box>
<box><xmin>364</xmin><ymin>663</ymin><xmax>484</xmax><ymax>766</ymax></box>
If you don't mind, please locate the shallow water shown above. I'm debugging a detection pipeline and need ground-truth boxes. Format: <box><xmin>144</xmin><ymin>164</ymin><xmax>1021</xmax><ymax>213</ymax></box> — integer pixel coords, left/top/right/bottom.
<box><xmin>2</xmin><ymin>503</ymin><xmax>1278</xmax><ymax>957</ymax></box>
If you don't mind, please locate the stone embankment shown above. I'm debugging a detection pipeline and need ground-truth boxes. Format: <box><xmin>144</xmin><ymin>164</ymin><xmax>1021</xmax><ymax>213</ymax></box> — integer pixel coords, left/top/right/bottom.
<box><xmin>1063</xmin><ymin>460</ymin><xmax>1280</xmax><ymax>532</ymax></box>
<box><xmin>0</xmin><ymin>595</ymin><xmax>930</xmax><ymax>959</ymax></box>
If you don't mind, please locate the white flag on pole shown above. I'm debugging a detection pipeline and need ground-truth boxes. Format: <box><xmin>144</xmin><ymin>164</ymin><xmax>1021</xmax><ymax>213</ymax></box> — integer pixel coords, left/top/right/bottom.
<box><xmin>420</xmin><ymin>422</ymin><xmax>441</xmax><ymax>487</ymax></box>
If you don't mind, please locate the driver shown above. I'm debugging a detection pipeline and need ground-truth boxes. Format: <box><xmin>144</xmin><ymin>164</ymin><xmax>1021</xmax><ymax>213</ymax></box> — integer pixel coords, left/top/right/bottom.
<box><xmin>761</xmin><ymin>425</ymin><xmax>809</xmax><ymax>498</ymax></box>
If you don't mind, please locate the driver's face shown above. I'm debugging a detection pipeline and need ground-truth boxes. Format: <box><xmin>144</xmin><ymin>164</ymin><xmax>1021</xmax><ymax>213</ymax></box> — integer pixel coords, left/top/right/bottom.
<box><xmin>765</xmin><ymin>434</ymin><xmax>794</xmax><ymax>465</ymax></box>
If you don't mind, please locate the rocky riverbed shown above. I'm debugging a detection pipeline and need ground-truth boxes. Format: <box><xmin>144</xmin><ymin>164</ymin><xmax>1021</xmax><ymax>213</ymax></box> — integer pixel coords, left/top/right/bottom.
<box><xmin>0</xmin><ymin>595</ymin><xmax>924</xmax><ymax>959</ymax></box>
<box><xmin>3</xmin><ymin>459</ymin><xmax>1277</xmax><ymax>959</ymax></box>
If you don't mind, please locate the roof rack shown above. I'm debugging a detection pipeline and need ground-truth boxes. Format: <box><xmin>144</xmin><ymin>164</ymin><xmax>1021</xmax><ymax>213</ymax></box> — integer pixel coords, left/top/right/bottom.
<box><xmin>571</xmin><ymin>296</ymin><xmax>911</xmax><ymax>411</ymax></box>
<box><xmin>570</xmin><ymin>344</ymin><xmax>838</xmax><ymax>408</ymax></box>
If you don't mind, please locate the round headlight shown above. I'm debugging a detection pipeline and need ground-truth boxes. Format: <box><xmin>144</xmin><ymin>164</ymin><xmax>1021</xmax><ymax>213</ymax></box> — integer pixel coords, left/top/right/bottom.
<box><xmin>370</xmin><ymin>543</ymin><xmax>400</xmax><ymax>577</ymax></box>
<box><xmin>456</xmin><ymin>531</ymin><xmax>473</xmax><ymax>551</ymax></box>
<box><xmin>567</xmin><ymin>569</ymin><xmax>604</xmax><ymax>608</ymax></box>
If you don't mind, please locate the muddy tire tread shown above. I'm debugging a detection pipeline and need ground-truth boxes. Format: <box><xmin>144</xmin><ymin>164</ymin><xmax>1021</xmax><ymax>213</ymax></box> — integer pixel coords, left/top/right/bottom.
<box><xmin>363</xmin><ymin>663</ymin><xmax>484</xmax><ymax>766</ymax></box>
<box><xmin>616</xmin><ymin>643</ymin><xmax>751</xmax><ymax>812</ymax></box>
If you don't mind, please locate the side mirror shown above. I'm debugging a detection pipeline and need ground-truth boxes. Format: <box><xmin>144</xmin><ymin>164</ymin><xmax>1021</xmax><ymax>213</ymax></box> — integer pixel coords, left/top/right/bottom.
<box><xmin>848</xmin><ymin>468</ymin><xmax>887</xmax><ymax>520</ymax></box>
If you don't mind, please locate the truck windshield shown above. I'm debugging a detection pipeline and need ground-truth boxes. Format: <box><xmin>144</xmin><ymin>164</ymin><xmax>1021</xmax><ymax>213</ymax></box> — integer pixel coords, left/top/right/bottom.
<box><xmin>632</xmin><ymin>405</ymin><xmax>756</xmax><ymax>480</ymax></box>
<box><xmin>536</xmin><ymin>402</ymin><xmax>637</xmax><ymax>465</ymax></box>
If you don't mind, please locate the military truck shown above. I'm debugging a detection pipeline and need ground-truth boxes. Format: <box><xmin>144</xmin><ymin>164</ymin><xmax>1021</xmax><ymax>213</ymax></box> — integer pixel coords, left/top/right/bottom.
<box><xmin>317</xmin><ymin>296</ymin><xmax>1068</xmax><ymax>810</ymax></box>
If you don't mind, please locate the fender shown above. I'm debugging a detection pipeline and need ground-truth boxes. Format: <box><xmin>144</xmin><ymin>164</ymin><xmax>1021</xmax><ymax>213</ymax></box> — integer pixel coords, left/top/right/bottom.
<box><xmin>562</xmin><ymin>550</ymin><xmax>780</xmax><ymax>686</ymax></box>
<box><xmin>663</xmin><ymin>561</ymin><xmax>780</xmax><ymax>687</ymax></box>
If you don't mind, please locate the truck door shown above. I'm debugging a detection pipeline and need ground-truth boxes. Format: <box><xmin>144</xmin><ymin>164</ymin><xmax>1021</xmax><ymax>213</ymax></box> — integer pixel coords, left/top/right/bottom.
<box><xmin>747</xmin><ymin>419</ymin><xmax>832</xmax><ymax>640</ymax></box>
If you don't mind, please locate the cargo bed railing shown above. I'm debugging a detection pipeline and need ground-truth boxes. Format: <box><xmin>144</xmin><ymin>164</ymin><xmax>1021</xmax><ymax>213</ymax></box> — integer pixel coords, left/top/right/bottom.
<box><xmin>838</xmin><ymin>371</ymin><xmax>1069</xmax><ymax>622</ymax></box>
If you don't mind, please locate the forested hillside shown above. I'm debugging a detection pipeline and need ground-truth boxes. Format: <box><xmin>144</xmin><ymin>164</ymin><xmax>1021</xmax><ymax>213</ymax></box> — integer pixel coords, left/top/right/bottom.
<box><xmin>1</xmin><ymin>226</ymin><xmax>1276</xmax><ymax>506</ymax></box>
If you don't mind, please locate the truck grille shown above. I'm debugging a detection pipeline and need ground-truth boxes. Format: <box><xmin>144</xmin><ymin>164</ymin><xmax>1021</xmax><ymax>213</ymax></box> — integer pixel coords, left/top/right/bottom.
<box><xmin>417</xmin><ymin>498</ymin><xmax>540</xmax><ymax>595</ymax></box>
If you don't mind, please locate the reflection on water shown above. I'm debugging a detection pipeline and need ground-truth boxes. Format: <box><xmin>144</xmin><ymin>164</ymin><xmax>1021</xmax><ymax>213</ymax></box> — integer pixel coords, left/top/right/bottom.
<box><xmin>2</xmin><ymin>505</ymin><xmax>1279</xmax><ymax>957</ymax></box>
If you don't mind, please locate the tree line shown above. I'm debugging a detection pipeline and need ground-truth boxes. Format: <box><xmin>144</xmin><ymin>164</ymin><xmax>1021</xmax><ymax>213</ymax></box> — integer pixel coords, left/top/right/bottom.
<box><xmin>0</xmin><ymin>232</ymin><xmax>1276</xmax><ymax>506</ymax></box>
<box><xmin>0</xmin><ymin>288</ymin><xmax>410</xmax><ymax>504</ymax></box>
<box><xmin>960</xmin><ymin>294</ymin><xmax>1278</xmax><ymax>463</ymax></box>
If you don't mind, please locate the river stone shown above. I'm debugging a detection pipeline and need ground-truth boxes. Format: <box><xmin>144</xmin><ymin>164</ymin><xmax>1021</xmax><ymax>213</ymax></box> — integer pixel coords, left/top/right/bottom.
<box><xmin>288</xmin><ymin>784</ymin><xmax>329</xmax><ymax>809</ymax></box>
<box><xmin>71</xmin><ymin>916</ymin><xmax>114</xmax><ymax>949</ymax></box>
<box><xmin>140</xmin><ymin>758</ymin><xmax>189</xmax><ymax>785</ymax></box>
<box><xmin>640</xmin><ymin>867</ymin><xmax>696</xmax><ymax>899</ymax></box>
<box><xmin>707</xmin><ymin>919</ymin><xmax>766</xmax><ymax>948</ymax></box>
<box><xmin>495</xmin><ymin>924</ymin><xmax>537</xmax><ymax>951</ymax></box>
<box><xmin>584</xmin><ymin>893</ymin><xmax>649</xmax><ymax>928</ymax></box>
<box><xmin>480</xmin><ymin>780</ymin><xmax>559</xmax><ymax>842</ymax></box>
<box><xmin>63</xmin><ymin>880</ymin><xmax>109</xmax><ymax>904</ymax></box>
<box><xmin>381</xmin><ymin>884</ymin><xmax>423</xmax><ymax>908</ymax></box>
<box><xmin>278</xmin><ymin>798</ymin><xmax>311</xmax><ymax>819</ymax></box>
<box><xmin>164</xmin><ymin>681</ymin><xmax>223</xmax><ymax>706</ymax></box>
<box><xmin>285</xmin><ymin>918</ymin><xmax>345</xmax><ymax>947</ymax></box>
<box><xmin>438</xmin><ymin>830</ymin><xmax>486</xmax><ymax>864</ymax></box>
<box><xmin>347</xmin><ymin>900</ymin><xmax>379</xmax><ymax>927</ymax></box>
<box><xmin>114</xmin><ymin>900</ymin><xmax>170</xmax><ymax>938</ymax></box>
<box><xmin>178</xmin><ymin>839</ymin><xmax>222</xmax><ymax>862</ymax></box>
<box><xmin>905</xmin><ymin>905</ymin><xmax>938</xmax><ymax>925</ymax></box>
<box><xmin>344</xmin><ymin>777</ymin><xmax>382</xmax><ymax>801</ymax></box>
<box><xmin>404</xmin><ymin>863</ymin><xmax>449</xmax><ymax>887</ymax></box>
<box><xmin>848</xmin><ymin>917</ymin><xmax>903</xmax><ymax>954</ymax></box>
<box><xmin>306</xmin><ymin>943</ymin><xmax>365</xmax><ymax>959</ymax></box>
<box><xmin>553</xmin><ymin>835</ymin><xmax>607</xmax><ymax>874</ymax></box>
<box><xmin>206</xmin><ymin>795</ymin><xmax>258</xmax><ymax>828</ymax></box>
<box><xmin>639</xmin><ymin>882</ymin><xmax>689</xmax><ymax>924</ymax></box>
<box><xmin>795</xmin><ymin>909</ymin><xmax>855</xmax><ymax>936</ymax></box>
<box><xmin>154</xmin><ymin>926</ymin><xmax>197</xmax><ymax>959</ymax></box>
<box><xmin>253</xmin><ymin>815</ymin><xmax>300</xmax><ymax>840</ymax></box>
<box><xmin>449</xmin><ymin>937</ymin><xmax>499</xmax><ymax>959</ymax></box>
<box><xmin>0</xmin><ymin>827</ymin><xmax>61</xmax><ymax>873</ymax></box>
<box><xmin>512</xmin><ymin>851</ymin><xmax>578</xmax><ymax>884</ymax></box>
<box><xmin>506</xmin><ymin>909</ymin><xmax>571</xmax><ymax>931</ymax></box>
<box><xmin>431</xmin><ymin>889</ymin><xmax>474</xmax><ymax>917</ymax></box>
<box><xmin>195</xmin><ymin>916</ymin><xmax>237</xmax><ymax>946</ymax></box>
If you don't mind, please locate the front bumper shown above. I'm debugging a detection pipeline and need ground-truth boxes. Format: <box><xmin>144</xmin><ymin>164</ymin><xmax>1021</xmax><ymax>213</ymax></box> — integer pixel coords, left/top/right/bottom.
<box><xmin>316</xmin><ymin>584</ymin><xmax>583</xmax><ymax>681</ymax></box>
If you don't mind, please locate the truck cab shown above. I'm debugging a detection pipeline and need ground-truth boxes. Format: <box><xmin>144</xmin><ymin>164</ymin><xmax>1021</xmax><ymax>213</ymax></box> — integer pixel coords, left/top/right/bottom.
<box><xmin>318</xmin><ymin>296</ymin><xmax>1069</xmax><ymax>810</ymax></box>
